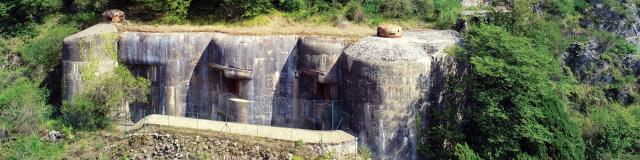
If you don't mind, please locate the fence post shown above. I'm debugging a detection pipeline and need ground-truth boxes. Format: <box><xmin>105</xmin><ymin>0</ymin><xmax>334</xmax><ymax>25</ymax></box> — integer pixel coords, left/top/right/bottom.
<box><xmin>355</xmin><ymin>137</ymin><xmax>359</xmax><ymax>155</ymax></box>
<box><xmin>331</xmin><ymin>101</ymin><xmax>335</xmax><ymax>130</ymax></box>
<box><xmin>196</xmin><ymin>112</ymin><xmax>199</xmax><ymax>130</ymax></box>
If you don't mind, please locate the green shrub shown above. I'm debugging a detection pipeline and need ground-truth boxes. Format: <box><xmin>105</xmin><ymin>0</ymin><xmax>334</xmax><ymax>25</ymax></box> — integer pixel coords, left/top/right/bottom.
<box><xmin>568</xmin><ymin>85</ymin><xmax>608</xmax><ymax>113</ymax></box>
<box><xmin>189</xmin><ymin>0</ymin><xmax>273</xmax><ymax>20</ymax></box>
<box><xmin>61</xmin><ymin>95</ymin><xmax>106</xmax><ymax>130</ymax></box>
<box><xmin>62</xmin><ymin>65</ymin><xmax>150</xmax><ymax>130</ymax></box>
<box><xmin>67</xmin><ymin>0</ymin><xmax>110</xmax><ymax>13</ymax></box>
<box><xmin>608</xmin><ymin>40</ymin><xmax>638</xmax><ymax>55</ymax></box>
<box><xmin>433</xmin><ymin>0</ymin><xmax>461</xmax><ymax>29</ymax></box>
<box><xmin>65</xmin><ymin>12</ymin><xmax>100</xmax><ymax>27</ymax></box>
<box><xmin>540</xmin><ymin>0</ymin><xmax>576</xmax><ymax>17</ymax></box>
<box><xmin>0</xmin><ymin>77</ymin><xmax>50</xmax><ymax>135</ymax></box>
<box><xmin>277</xmin><ymin>0</ymin><xmax>308</xmax><ymax>11</ymax></box>
<box><xmin>489</xmin><ymin>0</ymin><xmax>569</xmax><ymax>56</ymax></box>
<box><xmin>381</xmin><ymin>0</ymin><xmax>416</xmax><ymax>19</ymax></box>
<box><xmin>125</xmin><ymin>0</ymin><xmax>191</xmax><ymax>23</ymax></box>
<box><xmin>18</xmin><ymin>23</ymin><xmax>78</xmax><ymax>72</ymax></box>
<box><xmin>454</xmin><ymin>143</ymin><xmax>481</xmax><ymax>160</ymax></box>
<box><xmin>358</xmin><ymin>0</ymin><xmax>434</xmax><ymax>20</ymax></box>
<box><xmin>291</xmin><ymin>155</ymin><xmax>304</xmax><ymax>160</ymax></box>
<box><xmin>573</xmin><ymin>0</ymin><xmax>590</xmax><ymax>12</ymax></box>
<box><xmin>0</xmin><ymin>135</ymin><xmax>66</xmax><ymax>159</ymax></box>
<box><xmin>345</xmin><ymin>1</ymin><xmax>364</xmax><ymax>22</ymax></box>
<box><xmin>358</xmin><ymin>146</ymin><xmax>372</xmax><ymax>160</ymax></box>
<box><xmin>362</xmin><ymin>0</ymin><xmax>383</xmax><ymax>15</ymax></box>
<box><xmin>319</xmin><ymin>152</ymin><xmax>333</xmax><ymax>160</ymax></box>
<box><xmin>294</xmin><ymin>139</ymin><xmax>304</xmax><ymax>149</ymax></box>
<box><xmin>160</xmin><ymin>0</ymin><xmax>191</xmax><ymax>23</ymax></box>
<box><xmin>584</xmin><ymin>105</ymin><xmax>640</xmax><ymax>159</ymax></box>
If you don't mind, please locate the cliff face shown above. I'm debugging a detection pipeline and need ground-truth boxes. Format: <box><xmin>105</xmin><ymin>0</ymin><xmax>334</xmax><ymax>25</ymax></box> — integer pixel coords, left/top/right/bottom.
<box><xmin>63</xmin><ymin>23</ymin><xmax>460</xmax><ymax>160</ymax></box>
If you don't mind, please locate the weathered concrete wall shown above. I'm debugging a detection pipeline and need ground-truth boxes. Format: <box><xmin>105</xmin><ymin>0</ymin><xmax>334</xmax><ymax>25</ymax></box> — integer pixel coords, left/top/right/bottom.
<box><xmin>64</xmin><ymin>25</ymin><xmax>460</xmax><ymax>160</ymax></box>
<box><xmin>62</xmin><ymin>23</ymin><xmax>119</xmax><ymax>99</ymax></box>
<box><xmin>342</xmin><ymin>33</ymin><xmax>455</xmax><ymax>160</ymax></box>
<box><xmin>118</xmin><ymin>33</ymin><xmax>350</xmax><ymax>130</ymax></box>
<box><xmin>119</xmin><ymin>32</ymin><xmax>218</xmax><ymax>118</ymax></box>
<box><xmin>296</xmin><ymin>37</ymin><xmax>350</xmax><ymax>130</ymax></box>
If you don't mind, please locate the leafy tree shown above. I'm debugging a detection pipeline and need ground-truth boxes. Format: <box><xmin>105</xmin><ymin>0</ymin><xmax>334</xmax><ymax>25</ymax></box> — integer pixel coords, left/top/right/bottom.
<box><xmin>189</xmin><ymin>0</ymin><xmax>273</xmax><ymax>20</ymax></box>
<box><xmin>432</xmin><ymin>0</ymin><xmax>461</xmax><ymax>29</ymax></box>
<box><xmin>454</xmin><ymin>143</ymin><xmax>482</xmax><ymax>160</ymax></box>
<box><xmin>457</xmin><ymin>25</ymin><xmax>585</xmax><ymax>159</ymax></box>
<box><xmin>65</xmin><ymin>0</ymin><xmax>110</xmax><ymax>13</ymax></box>
<box><xmin>277</xmin><ymin>0</ymin><xmax>308</xmax><ymax>11</ymax></box>
<box><xmin>131</xmin><ymin>0</ymin><xmax>191</xmax><ymax>23</ymax></box>
<box><xmin>381</xmin><ymin>0</ymin><xmax>417</xmax><ymax>18</ymax></box>
<box><xmin>0</xmin><ymin>0</ymin><xmax>63</xmax><ymax>36</ymax></box>
<box><xmin>18</xmin><ymin>23</ymin><xmax>78</xmax><ymax>73</ymax></box>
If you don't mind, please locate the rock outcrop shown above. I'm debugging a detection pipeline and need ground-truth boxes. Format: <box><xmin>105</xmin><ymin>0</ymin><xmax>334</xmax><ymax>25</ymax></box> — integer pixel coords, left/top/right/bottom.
<box><xmin>583</xmin><ymin>2</ymin><xmax>640</xmax><ymax>49</ymax></box>
<box><xmin>562</xmin><ymin>39</ymin><xmax>640</xmax><ymax>104</ymax></box>
<box><xmin>563</xmin><ymin>39</ymin><xmax>615</xmax><ymax>84</ymax></box>
<box><xmin>622</xmin><ymin>55</ymin><xmax>640</xmax><ymax>75</ymax></box>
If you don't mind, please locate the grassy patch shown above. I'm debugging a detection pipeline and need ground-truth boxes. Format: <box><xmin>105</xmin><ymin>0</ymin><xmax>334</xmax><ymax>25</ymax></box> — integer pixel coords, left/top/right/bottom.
<box><xmin>0</xmin><ymin>135</ymin><xmax>66</xmax><ymax>159</ymax></box>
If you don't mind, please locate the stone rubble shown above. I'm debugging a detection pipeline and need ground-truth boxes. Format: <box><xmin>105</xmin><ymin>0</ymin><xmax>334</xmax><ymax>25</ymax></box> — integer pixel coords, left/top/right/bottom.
<box><xmin>103</xmin><ymin>127</ymin><xmax>353</xmax><ymax>160</ymax></box>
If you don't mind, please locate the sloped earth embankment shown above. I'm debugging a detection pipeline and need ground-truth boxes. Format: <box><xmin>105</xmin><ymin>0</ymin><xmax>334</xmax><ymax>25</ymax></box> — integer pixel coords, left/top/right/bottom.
<box><xmin>101</xmin><ymin>125</ymin><xmax>360</xmax><ymax>159</ymax></box>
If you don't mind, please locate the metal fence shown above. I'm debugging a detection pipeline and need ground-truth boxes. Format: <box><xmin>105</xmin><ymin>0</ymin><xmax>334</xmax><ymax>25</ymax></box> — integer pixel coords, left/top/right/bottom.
<box><xmin>118</xmin><ymin>108</ymin><xmax>359</xmax><ymax>157</ymax></box>
<box><xmin>128</xmin><ymin>97</ymin><xmax>351</xmax><ymax>131</ymax></box>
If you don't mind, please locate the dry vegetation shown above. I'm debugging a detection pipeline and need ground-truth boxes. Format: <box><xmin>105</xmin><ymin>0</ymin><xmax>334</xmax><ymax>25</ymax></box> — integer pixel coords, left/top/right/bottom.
<box><xmin>116</xmin><ymin>13</ymin><xmax>434</xmax><ymax>40</ymax></box>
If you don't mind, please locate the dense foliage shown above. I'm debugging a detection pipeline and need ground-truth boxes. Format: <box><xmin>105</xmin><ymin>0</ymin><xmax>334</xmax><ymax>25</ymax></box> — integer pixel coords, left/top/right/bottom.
<box><xmin>0</xmin><ymin>0</ymin><xmax>63</xmax><ymax>37</ymax></box>
<box><xmin>584</xmin><ymin>105</ymin><xmax>640</xmax><ymax>159</ymax></box>
<box><xmin>421</xmin><ymin>0</ymin><xmax>640</xmax><ymax>159</ymax></box>
<box><xmin>62</xmin><ymin>66</ymin><xmax>150</xmax><ymax>130</ymax></box>
<box><xmin>461</xmin><ymin>24</ymin><xmax>584</xmax><ymax>159</ymax></box>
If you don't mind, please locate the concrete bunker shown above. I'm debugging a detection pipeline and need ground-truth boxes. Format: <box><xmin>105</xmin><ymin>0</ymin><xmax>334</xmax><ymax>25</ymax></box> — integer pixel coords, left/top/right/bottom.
<box><xmin>62</xmin><ymin>24</ymin><xmax>460</xmax><ymax>160</ymax></box>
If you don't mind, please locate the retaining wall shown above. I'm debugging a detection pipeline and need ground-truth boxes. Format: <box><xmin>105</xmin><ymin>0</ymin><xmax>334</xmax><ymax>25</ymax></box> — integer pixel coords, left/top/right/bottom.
<box><xmin>128</xmin><ymin>114</ymin><xmax>358</xmax><ymax>154</ymax></box>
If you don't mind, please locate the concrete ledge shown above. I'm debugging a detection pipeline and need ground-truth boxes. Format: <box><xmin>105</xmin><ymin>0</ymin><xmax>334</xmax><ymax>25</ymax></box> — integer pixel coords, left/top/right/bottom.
<box><xmin>128</xmin><ymin>114</ymin><xmax>358</xmax><ymax>154</ymax></box>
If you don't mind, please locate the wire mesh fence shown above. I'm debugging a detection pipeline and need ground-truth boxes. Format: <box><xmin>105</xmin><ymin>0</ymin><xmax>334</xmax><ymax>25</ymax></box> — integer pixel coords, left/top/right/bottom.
<box><xmin>128</xmin><ymin>97</ymin><xmax>352</xmax><ymax>132</ymax></box>
<box><xmin>119</xmin><ymin>99</ymin><xmax>360</xmax><ymax>157</ymax></box>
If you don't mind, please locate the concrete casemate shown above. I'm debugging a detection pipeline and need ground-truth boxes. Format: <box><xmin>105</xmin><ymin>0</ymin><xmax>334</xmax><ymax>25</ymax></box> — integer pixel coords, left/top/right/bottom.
<box><xmin>62</xmin><ymin>23</ymin><xmax>460</xmax><ymax>160</ymax></box>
